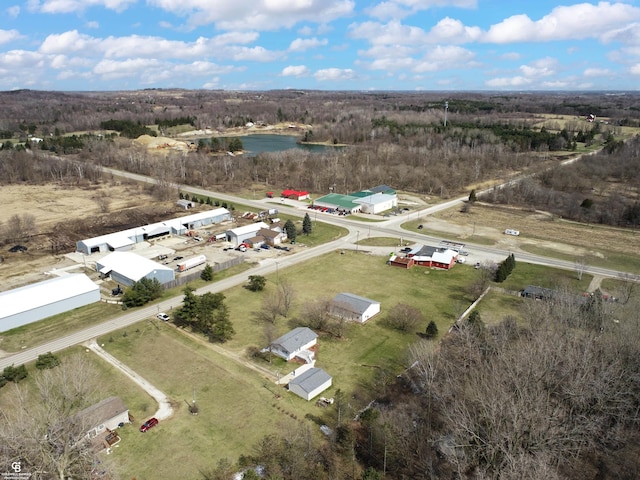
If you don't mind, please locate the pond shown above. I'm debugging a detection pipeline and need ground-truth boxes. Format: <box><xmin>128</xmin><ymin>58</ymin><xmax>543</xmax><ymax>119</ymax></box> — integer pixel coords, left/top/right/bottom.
<box><xmin>227</xmin><ymin>134</ymin><xmax>337</xmax><ymax>156</ymax></box>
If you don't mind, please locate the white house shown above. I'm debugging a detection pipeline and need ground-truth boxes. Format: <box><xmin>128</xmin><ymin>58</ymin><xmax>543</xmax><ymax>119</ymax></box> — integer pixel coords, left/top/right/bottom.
<box><xmin>329</xmin><ymin>293</ymin><xmax>381</xmax><ymax>323</ymax></box>
<box><xmin>268</xmin><ymin>327</ymin><xmax>318</xmax><ymax>362</ymax></box>
<box><xmin>225</xmin><ymin>222</ymin><xmax>269</xmax><ymax>246</ymax></box>
<box><xmin>288</xmin><ymin>368</ymin><xmax>332</xmax><ymax>401</ymax></box>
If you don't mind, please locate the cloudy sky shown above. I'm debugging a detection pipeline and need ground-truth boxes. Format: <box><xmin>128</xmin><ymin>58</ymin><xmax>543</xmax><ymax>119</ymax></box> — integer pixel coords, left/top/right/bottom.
<box><xmin>1</xmin><ymin>0</ymin><xmax>640</xmax><ymax>91</ymax></box>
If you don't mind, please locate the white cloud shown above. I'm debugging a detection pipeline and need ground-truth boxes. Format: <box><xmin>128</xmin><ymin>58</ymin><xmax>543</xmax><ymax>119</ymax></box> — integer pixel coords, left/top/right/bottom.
<box><xmin>147</xmin><ymin>0</ymin><xmax>355</xmax><ymax>31</ymax></box>
<box><xmin>426</xmin><ymin>17</ymin><xmax>482</xmax><ymax>43</ymax></box>
<box><xmin>631</xmin><ymin>63</ymin><xmax>640</xmax><ymax>75</ymax></box>
<box><xmin>281</xmin><ymin>65</ymin><xmax>310</xmax><ymax>77</ymax></box>
<box><xmin>349</xmin><ymin>20</ymin><xmax>429</xmax><ymax>46</ymax></box>
<box><xmin>28</xmin><ymin>0</ymin><xmax>136</xmax><ymax>14</ymax></box>
<box><xmin>288</xmin><ymin>37</ymin><xmax>328</xmax><ymax>52</ymax></box>
<box><xmin>7</xmin><ymin>5</ymin><xmax>20</xmax><ymax>17</ymax></box>
<box><xmin>501</xmin><ymin>52</ymin><xmax>521</xmax><ymax>60</ymax></box>
<box><xmin>314</xmin><ymin>67</ymin><xmax>355</xmax><ymax>81</ymax></box>
<box><xmin>0</xmin><ymin>29</ymin><xmax>22</xmax><ymax>45</ymax></box>
<box><xmin>366</xmin><ymin>0</ymin><xmax>477</xmax><ymax>21</ymax></box>
<box><xmin>519</xmin><ymin>57</ymin><xmax>558</xmax><ymax>78</ymax></box>
<box><xmin>483</xmin><ymin>2</ymin><xmax>640</xmax><ymax>44</ymax></box>
<box><xmin>485</xmin><ymin>76</ymin><xmax>532</xmax><ymax>87</ymax></box>
<box><xmin>583</xmin><ymin>67</ymin><xmax>612</xmax><ymax>77</ymax></box>
<box><xmin>39</xmin><ymin>30</ymin><xmax>272</xmax><ymax>62</ymax></box>
<box><xmin>86</xmin><ymin>21</ymin><xmax>99</xmax><ymax>29</ymax></box>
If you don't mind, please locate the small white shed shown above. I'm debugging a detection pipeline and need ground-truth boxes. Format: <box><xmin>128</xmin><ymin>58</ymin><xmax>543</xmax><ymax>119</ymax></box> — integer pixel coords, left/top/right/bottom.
<box><xmin>288</xmin><ymin>368</ymin><xmax>332</xmax><ymax>401</ymax></box>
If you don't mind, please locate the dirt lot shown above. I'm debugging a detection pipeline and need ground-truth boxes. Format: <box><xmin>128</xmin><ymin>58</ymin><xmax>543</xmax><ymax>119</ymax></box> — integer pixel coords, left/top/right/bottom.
<box><xmin>0</xmin><ymin>182</ymin><xmax>175</xmax><ymax>290</ymax></box>
<box><xmin>428</xmin><ymin>202</ymin><xmax>640</xmax><ymax>257</ymax></box>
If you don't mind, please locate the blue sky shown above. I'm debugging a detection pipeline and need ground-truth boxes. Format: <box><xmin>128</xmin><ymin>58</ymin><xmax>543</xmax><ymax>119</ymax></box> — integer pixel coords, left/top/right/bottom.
<box><xmin>1</xmin><ymin>0</ymin><xmax>640</xmax><ymax>91</ymax></box>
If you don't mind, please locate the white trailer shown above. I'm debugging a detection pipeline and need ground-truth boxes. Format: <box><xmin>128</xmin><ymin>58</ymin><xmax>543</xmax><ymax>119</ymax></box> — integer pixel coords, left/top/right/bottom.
<box><xmin>177</xmin><ymin>254</ymin><xmax>207</xmax><ymax>272</ymax></box>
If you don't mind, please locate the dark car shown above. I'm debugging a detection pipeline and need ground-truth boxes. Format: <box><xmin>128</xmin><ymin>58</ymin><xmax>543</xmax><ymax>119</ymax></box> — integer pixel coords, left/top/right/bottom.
<box><xmin>417</xmin><ymin>224</ymin><xmax>424</xmax><ymax>230</ymax></box>
<box><xmin>9</xmin><ymin>245</ymin><xmax>27</xmax><ymax>253</ymax></box>
<box><xmin>173</xmin><ymin>256</ymin><xmax>184</xmax><ymax>261</ymax></box>
<box><xmin>260</xmin><ymin>244</ymin><xmax>270</xmax><ymax>250</ymax></box>
<box><xmin>400</xmin><ymin>247</ymin><xmax>412</xmax><ymax>253</ymax></box>
<box><xmin>139</xmin><ymin>417</ymin><xmax>159</xmax><ymax>432</ymax></box>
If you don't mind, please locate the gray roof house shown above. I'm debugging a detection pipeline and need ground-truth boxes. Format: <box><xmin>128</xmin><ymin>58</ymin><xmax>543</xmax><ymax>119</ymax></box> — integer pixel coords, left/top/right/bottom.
<box><xmin>329</xmin><ymin>293</ymin><xmax>381</xmax><ymax>323</ymax></box>
<box><xmin>288</xmin><ymin>367</ymin><xmax>332</xmax><ymax>401</ymax></box>
<box><xmin>268</xmin><ymin>327</ymin><xmax>318</xmax><ymax>362</ymax></box>
<box><xmin>76</xmin><ymin>396</ymin><xmax>130</xmax><ymax>440</ymax></box>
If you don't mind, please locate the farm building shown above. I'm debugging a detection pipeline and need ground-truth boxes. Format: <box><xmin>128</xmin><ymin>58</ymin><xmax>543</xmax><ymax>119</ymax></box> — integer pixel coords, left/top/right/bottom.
<box><xmin>329</xmin><ymin>293</ymin><xmax>381</xmax><ymax>323</ymax></box>
<box><xmin>281</xmin><ymin>189</ymin><xmax>310</xmax><ymax>201</ymax></box>
<box><xmin>267</xmin><ymin>327</ymin><xmax>318</xmax><ymax>362</ymax></box>
<box><xmin>96</xmin><ymin>252</ymin><xmax>175</xmax><ymax>287</ymax></box>
<box><xmin>225</xmin><ymin>222</ymin><xmax>269</xmax><ymax>246</ymax></box>
<box><xmin>76</xmin><ymin>208</ymin><xmax>231</xmax><ymax>255</ymax></box>
<box><xmin>0</xmin><ymin>274</ymin><xmax>100</xmax><ymax>333</ymax></box>
<box><xmin>388</xmin><ymin>255</ymin><xmax>415</xmax><ymax>269</ymax></box>
<box><xmin>288</xmin><ymin>367</ymin><xmax>332</xmax><ymax>401</ymax></box>
<box><xmin>408</xmin><ymin>245</ymin><xmax>458</xmax><ymax>270</ymax></box>
<box><xmin>354</xmin><ymin>193</ymin><xmax>397</xmax><ymax>214</ymax></box>
<box><xmin>313</xmin><ymin>186</ymin><xmax>398</xmax><ymax>214</ymax></box>
<box><xmin>312</xmin><ymin>194</ymin><xmax>363</xmax><ymax>214</ymax></box>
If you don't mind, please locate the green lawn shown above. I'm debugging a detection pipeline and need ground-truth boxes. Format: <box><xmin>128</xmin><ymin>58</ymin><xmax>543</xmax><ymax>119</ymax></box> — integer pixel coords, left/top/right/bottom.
<box><xmin>498</xmin><ymin>261</ymin><xmax>592</xmax><ymax>293</ymax></box>
<box><xmin>519</xmin><ymin>244</ymin><xmax>640</xmax><ymax>275</ymax></box>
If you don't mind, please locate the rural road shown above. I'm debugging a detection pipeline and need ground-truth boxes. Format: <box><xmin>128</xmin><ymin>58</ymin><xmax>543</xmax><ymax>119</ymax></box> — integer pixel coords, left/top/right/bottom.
<box><xmin>1</xmin><ymin>158</ymin><xmax>636</xmax><ymax>370</ymax></box>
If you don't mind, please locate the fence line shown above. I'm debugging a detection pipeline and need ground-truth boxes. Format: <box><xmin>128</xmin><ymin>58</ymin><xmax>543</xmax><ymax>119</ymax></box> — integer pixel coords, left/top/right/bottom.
<box><xmin>162</xmin><ymin>257</ymin><xmax>245</xmax><ymax>290</ymax></box>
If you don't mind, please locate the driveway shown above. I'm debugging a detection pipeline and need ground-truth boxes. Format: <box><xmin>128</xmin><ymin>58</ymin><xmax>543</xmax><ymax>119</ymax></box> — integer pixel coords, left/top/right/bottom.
<box><xmin>87</xmin><ymin>340</ymin><xmax>174</xmax><ymax>421</ymax></box>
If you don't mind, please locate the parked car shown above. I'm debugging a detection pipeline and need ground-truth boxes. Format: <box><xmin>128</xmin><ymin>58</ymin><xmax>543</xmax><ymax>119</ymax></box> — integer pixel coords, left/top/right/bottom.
<box><xmin>260</xmin><ymin>244</ymin><xmax>270</xmax><ymax>250</ymax></box>
<box><xmin>173</xmin><ymin>256</ymin><xmax>184</xmax><ymax>261</ymax></box>
<box><xmin>157</xmin><ymin>313</ymin><xmax>170</xmax><ymax>322</ymax></box>
<box><xmin>400</xmin><ymin>247</ymin><xmax>412</xmax><ymax>253</ymax></box>
<box><xmin>157</xmin><ymin>254</ymin><xmax>168</xmax><ymax>260</ymax></box>
<box><xmin>193</xmin><ymin>236</ymin><xmax>203</xmax><ymax>242</ymax></box>
<box><xmin>139</xmin><ymin>417</ymin><xmax>159</xmax><ymax>432</ymax></box>
<box><xmin>474</xmin><ymin>262</ymin><xmax>481</xmax><ymax>269</ymax></box>
<box><xmin>417</xmin><ymin>224</ymin><xmax>424</xmax><ymax>230</ymax></box>
<box><xmin>9</xmin><ymin>245</ymin><xmax>27</xmax><ymax>253</ymax></box>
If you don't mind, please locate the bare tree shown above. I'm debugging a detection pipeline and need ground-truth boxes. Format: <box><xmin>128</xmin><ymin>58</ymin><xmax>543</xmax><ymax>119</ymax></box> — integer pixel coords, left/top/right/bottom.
<box><xmin>0</xmin><ymin>354</ymin><xmax>106</xmax><ymax>480</ymax></box>
<box><xmin>276</xmin><ymin>279</ymin><xmax>296</xmax><ymax>318</ymax></box>
<box><xmin>300</xmin><ymin>298</ymin><xmax>331</xmax><ymax>331</ymax></box>
<box><xmin>384</xmin><ymin>303</ymin><xmax>424</xmax><ymax>332</ymax></box>
<box><xmin>575</xmin><ymin>255</ymin><xmax>587</xmax><ymax>281</ymax></box>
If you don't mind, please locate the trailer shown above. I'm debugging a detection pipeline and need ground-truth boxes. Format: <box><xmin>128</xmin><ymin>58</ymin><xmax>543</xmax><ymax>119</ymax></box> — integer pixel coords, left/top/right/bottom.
<box><xmin>177</xmin><ymin>254</ymin><xmax>207</xmax><ymax>272</ymax></box>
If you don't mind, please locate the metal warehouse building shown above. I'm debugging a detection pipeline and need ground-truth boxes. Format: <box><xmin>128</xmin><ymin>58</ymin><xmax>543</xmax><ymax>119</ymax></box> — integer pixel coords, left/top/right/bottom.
<box><xmin>226</xmin><ymin>222</ymin><xmax>269</xmax><ymax>246</ymax></box>
<box><xmin>76</xmin><ymin>208</ymin><xmax>231</xmax><ymax>255</ymax></box>
<box><xmin>96</xmin><ymin>251</ymin><xmax>175</xmax><ymax>287</ymax></box>
<box><xmin>0</xmin><ymin>274</ymin><xmax>101</xmax><ymax>333</ymax></box>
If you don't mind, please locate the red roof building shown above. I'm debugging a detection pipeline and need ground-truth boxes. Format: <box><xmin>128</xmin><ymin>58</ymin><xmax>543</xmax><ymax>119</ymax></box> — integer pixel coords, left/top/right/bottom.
<box><xmin>281</xmin><ymin>189</ymin><xmax>310</xmax><ymax>200</ymax></box>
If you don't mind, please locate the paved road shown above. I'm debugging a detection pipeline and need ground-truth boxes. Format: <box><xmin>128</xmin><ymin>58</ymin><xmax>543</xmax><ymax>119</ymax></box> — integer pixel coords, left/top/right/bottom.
<box><xmin>2</xmin><ymin>159</ymin><xmax>636</xmax><ymax>370</ymax></box>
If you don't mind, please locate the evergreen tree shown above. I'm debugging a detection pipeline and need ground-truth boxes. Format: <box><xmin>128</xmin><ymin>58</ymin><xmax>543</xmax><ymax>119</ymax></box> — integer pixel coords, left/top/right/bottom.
<box><xmin>284</xmin><ymin>219</ymin><xmax>297</xmax><ymax>243</ymax></box>
<box><xmin>201</xmin><ymin>263</ymin><xmax>214</xmax><ymax>281</ymax></box>
<box><xmin>425</xmin><ymin>320</ymin><xmax>439</xmax><ymax>339</ymax></box>
<box><xmin>469</xmin><ymin>189</ymin><xmax>477</xmax><ymax>203</ymax></box>
<box><xmin>302</xmin><ymin>213</ymin><xmax>312</xmax><ymax>235</ymax></box>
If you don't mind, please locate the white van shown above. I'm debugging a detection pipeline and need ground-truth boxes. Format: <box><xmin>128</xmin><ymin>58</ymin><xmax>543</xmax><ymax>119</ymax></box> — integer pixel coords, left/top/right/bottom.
<box><xmin>504</xmin><ymin>229</ymin><xmax>520</xmax><ymax>236</ymax></box>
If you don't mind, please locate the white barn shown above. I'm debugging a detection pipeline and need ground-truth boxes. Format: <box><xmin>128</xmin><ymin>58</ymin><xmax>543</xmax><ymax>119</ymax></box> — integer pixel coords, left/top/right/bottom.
<box><xmin>268</xmin><ymin>327</ymin><xmax>318</xmax><ymax>362</ymax></box>
<box><xmin>0</xmin><ymin>274</ymin><xmax>100</xmax><ymax>333</ymax></box>
<box><xmin>329</xmin><ymin>293</ymin><xmax>381</xmax><ymax>323</ymax></box>
<box><xmin>288</xmin><ymin>368</ymin><xmax>332</xmax><ymax>401</ymax></box>
<box><xmin>96</xmin><ymin>251</ymin><xmax>175</xmax><ymax>287</ymax></box>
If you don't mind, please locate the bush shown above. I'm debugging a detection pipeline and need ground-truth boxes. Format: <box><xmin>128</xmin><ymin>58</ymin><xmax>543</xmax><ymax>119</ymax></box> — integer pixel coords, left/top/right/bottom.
<box><xmin>35</xmin><ymin>352</ymin><xmax>60</xmax><ymax>370</ymax></box>
<box><xmin>2</xmin><ymin>364</ymin><xmax>28</xmax><ymax>383</ymax></box>
<box><xmin>247</xmin><ymin>275</ymin><xmax>266</xmax><ymax>292</ymax></box>
<box><xmin>425</xmin><ymin>320</ymin><xmax>439</xmax><ymax>339</ymax></box>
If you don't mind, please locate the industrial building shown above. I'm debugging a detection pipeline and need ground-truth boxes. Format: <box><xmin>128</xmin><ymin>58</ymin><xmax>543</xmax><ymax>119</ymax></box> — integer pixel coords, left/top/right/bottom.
<box><xmin>225</xmin><ymin>222</ymin><xmax>269</xmax><ymax>246</ymax></box>
<box><xmin>76</xmin><ymin>208</ymin><xmax>231</xmax><ymax>255</ymax></box>
<box><xmin>312</xmin><ymin>185</ymin><xmax>398</xmax><ymax>214</ymax></box>
<box><xmin>96</xmin><ymin>251</ymin><xmax>175</xmax><ymax>287</ymax></box>
<box><xmin>0</xmin><ymin>274</ymin><xmax>100</xmax><ymax>333</ymax></box>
